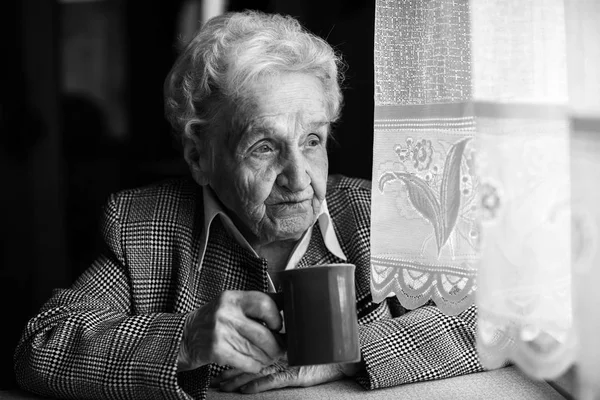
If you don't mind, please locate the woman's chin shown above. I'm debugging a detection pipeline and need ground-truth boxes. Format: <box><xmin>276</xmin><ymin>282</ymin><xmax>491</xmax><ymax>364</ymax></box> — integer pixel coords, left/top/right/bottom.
<box><xmin>262</xmin><ymin>215</ymin><xmax>314</xmax><ymax>243</ymax></box>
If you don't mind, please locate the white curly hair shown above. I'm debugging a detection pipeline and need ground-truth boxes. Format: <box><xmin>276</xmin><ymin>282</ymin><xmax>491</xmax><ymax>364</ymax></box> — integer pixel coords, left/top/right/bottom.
<box><xmin>163</xmin><ymin>10</ymin><xmax>345</xmax><ymax>145</ymax></box>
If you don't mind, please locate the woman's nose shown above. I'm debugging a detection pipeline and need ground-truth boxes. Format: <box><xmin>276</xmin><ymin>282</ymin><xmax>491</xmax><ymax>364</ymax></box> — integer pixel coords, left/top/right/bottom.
<box><xmin>276</xmin><ymin>150</ymin><xmax>310</xmax><ymax>192</ymax></box>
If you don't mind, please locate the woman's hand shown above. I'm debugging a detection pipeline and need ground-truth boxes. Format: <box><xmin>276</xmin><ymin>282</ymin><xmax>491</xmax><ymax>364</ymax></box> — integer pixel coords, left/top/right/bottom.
<box><xmin>177</xmin><ymin>290</ymin><xmax>284</xmax><ymax>373</ymax></box>
<box><xmin>214</xmin><ymin>359</ymin><xmax>363</xmax><ymax>394</ymax></box>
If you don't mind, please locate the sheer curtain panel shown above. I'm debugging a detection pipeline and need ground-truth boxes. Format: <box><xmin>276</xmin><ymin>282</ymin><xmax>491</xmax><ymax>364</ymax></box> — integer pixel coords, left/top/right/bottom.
<box><xmin>370</xmin><ymin>0</ymin><xmax>599</xmax><ymax>397</ymax></box>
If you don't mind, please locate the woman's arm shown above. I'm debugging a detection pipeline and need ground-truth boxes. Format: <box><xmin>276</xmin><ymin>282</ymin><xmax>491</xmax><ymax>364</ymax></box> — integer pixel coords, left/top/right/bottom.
<box><xmin>13</xmin><ymin>194</ymin><xmax>204</xmax><ymax>400</ymax></box>
<box><xmin>356</xmin><ymin>300</ymin><xmax>484</xmax><ymax>389</ymax></box>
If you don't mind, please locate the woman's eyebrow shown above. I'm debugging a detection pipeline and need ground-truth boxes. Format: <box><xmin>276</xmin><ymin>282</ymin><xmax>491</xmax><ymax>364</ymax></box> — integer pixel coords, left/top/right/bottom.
<box><xmin>234</xmin><ymin>123</ymin><xmax>273</xmax><ymax>150</ymax></box>
<box><xmin>240</xmin><ymin>118</ymin><xmax>330</xmax><ymax>144</ymax></box>
<box><xmin>243</xmin><ymin>118</ymin><xmax>274</xmax><ymax>134</ymax></box>
<box><xmin>301</xmin><ymin>120</ymin><xmax>331</xmax><ymax>132</ymax></box>
<box><xmin>243</xmin><ymin>124</ymin><xmax>273</xmax><ymax>141</ymax></box>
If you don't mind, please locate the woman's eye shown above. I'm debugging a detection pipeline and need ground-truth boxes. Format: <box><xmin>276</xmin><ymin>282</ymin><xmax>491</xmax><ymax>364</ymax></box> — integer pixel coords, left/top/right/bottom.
<box><xmin>307</xmin><ymin>134</ymin><xmax>322</xmax><ymax>147</ymax></box>
<box><xmin>252</xmin><ymin>143</ymin><xmax>273</xmax><ymax>155</ymax></box>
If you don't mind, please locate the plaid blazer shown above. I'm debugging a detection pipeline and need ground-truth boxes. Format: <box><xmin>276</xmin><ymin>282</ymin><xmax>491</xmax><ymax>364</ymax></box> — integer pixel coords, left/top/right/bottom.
<box><xmin>14</xmin><ymin>175</ymin><xmax>483</xmax><ymax>399</ymax></box>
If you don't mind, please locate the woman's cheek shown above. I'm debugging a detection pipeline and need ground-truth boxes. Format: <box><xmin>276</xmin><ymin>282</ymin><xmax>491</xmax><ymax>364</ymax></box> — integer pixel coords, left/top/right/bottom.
<box><xmin>241</xmin><ymin>165</ymin><xmax>277</xmax><ymax>205</ymax></box>
<box><xmin>309</xmin><ymin>152</ymin><xmax>329</xmax><ymax>200</ymax></box>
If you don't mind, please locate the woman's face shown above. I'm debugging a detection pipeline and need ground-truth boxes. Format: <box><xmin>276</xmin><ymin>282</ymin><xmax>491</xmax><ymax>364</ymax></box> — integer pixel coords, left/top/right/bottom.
<box><xmin>208</xmin><ymin>72</ymin><xmax>330</xmax><ymax>247</ymax></box>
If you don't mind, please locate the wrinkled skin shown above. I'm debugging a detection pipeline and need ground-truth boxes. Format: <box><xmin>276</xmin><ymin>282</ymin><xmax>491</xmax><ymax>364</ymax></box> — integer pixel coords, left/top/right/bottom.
<box><xmin>179</xmin><ymin>73</ymin><xmax>344</xmax><ymax>380</ymax></box>
<box><xmin>177</xmin><ymin>290</ymin><xmax>284</xmax><ymax>373</ymax></box>
<box><xmin>207</xmin><ymin>72</ymin><xmax>330</xmax><ymax>251</ymax></box>
<box><xmin>213</xmin><ymin>359</ymin><xmax>363</xmax><ymax>394</ymax></box>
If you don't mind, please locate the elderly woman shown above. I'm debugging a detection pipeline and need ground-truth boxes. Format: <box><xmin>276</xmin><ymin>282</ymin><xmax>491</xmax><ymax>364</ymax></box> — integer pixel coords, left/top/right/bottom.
<box><xmin>14</xmin><ymin>10</ymin><xmax>483</xmax><ymax>400</ymax></box>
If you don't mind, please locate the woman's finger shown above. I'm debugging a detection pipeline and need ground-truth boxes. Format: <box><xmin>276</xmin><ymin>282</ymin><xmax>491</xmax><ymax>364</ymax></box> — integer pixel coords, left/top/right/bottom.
<box><xmin>219</xmin><ymin>364</ymin><xmax>283</xmax><ymax>392</ymax></box>
<box><xmin>219</xmin><ymin>372</ymin><xmax>261</xmax><ymax>392</ymax></box>
<box><xmin>212</xmin><ymin>345</ymin><xmax>264</xmax><ymax>374</ymax></box>
<box><xmin>219</xmin><ymin>367</ymin><xmax>247</xmax><ymax>381</ymax></box>
<box><xmin>232</xmin><ymin>317</ymin><xmax>284</xmax><ymax>361</ymax></box>
<box><xmin>239</xmin><ymin>369</ymin><xmax>300</xmax><ymax>394</ymax></box>
<box><xmin>239</xmin><ymin>291</ymin><xmax>283</xmax><ymax>332</ymax></box>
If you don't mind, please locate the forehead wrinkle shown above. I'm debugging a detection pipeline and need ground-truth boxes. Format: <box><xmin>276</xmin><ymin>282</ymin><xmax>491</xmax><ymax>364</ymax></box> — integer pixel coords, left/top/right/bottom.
<box><xmin>247</xmin><ymin>113</ymin><xmax>298</xmax><ymax>138</ymax></box>
<box><xmin>240</xmin><ymin>109</ymin><xmax>330</xmax><ymax>147</ymax></box>
<box><xmin>301</xmin><ymin>120</ymin><xmax>331</xmax><ymax>132</ymax></box>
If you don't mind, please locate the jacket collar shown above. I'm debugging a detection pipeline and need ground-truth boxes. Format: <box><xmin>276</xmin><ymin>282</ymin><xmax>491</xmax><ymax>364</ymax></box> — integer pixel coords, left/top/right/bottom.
<box><xmin>198</xmin><ymin>185</ymin><xmax>347</xmax><ymax>270</ymax></box>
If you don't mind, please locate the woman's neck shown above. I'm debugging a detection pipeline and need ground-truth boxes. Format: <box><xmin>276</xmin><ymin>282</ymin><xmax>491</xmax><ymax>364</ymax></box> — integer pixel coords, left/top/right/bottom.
<box><xmin>254</xmin><ymin>240</ymin><xmax>298</xmax><ymax>289</ymax></box>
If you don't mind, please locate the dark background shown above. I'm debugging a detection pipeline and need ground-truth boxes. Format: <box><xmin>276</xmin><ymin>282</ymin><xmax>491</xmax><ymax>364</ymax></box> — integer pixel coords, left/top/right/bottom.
<box><xmin>0</xmin><ymin>0</ymin><xmax>374</xmax><ymax>389</ymax></box>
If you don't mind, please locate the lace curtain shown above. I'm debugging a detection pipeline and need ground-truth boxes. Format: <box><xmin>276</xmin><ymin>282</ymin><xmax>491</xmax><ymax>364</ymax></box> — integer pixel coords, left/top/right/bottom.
<box><xmin>370</xmin><ymin>0</ymin><xmax>600</xmax><ymax>397</ymax></box>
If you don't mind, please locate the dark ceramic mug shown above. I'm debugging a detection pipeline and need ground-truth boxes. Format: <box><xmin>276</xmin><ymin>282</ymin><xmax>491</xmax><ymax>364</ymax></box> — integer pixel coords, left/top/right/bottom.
<box><xmin>269</xmin><ymin>263</ymin><xmax>361</xmax><ymax>366</ymax></box>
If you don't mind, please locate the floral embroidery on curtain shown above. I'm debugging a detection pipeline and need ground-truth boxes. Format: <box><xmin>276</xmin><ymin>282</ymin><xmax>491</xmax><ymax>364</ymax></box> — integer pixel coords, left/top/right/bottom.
<box><xmin>371</xmin><ymin>0</ymin><xmax>477</xmax><ymax>314</ymax></box>
<box><xmin>371</xmin><ymin>1</ymin><xmax>600</xmax><ymax>392</ymax></box>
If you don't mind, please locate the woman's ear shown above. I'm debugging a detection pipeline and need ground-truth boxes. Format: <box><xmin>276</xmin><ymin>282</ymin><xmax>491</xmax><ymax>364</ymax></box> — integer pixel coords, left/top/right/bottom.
<box><xmin>182</xmin><ymin>135</ymin><xmax>211</xmax><ymax>186</ymax></box>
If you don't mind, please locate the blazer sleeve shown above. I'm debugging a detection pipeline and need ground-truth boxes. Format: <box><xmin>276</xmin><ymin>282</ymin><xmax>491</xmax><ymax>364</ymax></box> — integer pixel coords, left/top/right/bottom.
<box><xmin>13</xmin><ymin>194</ymin><xmax>209</xmax><ymax>400</ymax></box>
<box><xmin>355</xmin><ymin>295</ymin><xmax>484</xmax><ymax>389</ymax></box>
<box><xmin>333</xmin><ymin>177</ymin><xmax>485</xmax><ymax>390</ymax></box>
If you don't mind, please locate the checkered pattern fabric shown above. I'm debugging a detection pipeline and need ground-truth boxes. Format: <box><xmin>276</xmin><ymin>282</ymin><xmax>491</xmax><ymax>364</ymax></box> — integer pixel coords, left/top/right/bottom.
<box><xmin>14</xmin><ymin>175</ymin><xmax>483</xmax><ymax>399</ymax></box>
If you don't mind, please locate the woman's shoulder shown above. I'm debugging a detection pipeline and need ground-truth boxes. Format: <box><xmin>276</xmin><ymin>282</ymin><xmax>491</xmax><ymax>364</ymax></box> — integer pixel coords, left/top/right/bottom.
<box><xmin>105</xmin><ymin>176</ymin><xmax>201</xmax><ymax>223</ymax></box>
<box><xmin>326</xmin><ymin>174</ymin><xmax>372</xmax><ymax>213</ymax></box>
<box><xmin>327</xmin><ymin>174</ymin><xmax>371</xmax><ymax>196</ymax></box>
<box><xmin>325</xmin><ymin>175</ymin><xmax>371</xmax><ymax>250</ymax></box>
<box><xmin>110</xmin><ymin>176</ymin><xmax>199</xmax><ymax>203</ymax></box>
